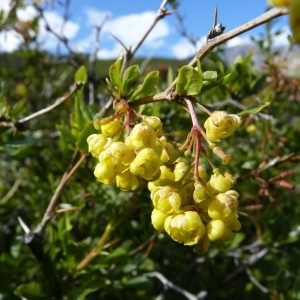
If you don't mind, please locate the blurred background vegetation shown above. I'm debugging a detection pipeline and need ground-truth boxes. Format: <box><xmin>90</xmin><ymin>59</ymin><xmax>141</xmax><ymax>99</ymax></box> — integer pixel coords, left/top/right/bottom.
<box><xmin>1</xmin><ymin>1</ymin><xmax>300</xmax><ymax>299</ymax></box>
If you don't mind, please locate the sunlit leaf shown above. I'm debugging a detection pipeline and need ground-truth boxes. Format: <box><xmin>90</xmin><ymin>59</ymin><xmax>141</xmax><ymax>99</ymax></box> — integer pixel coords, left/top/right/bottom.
<box><xmin>238</xmin><ymin>102</ymin><xmax>270</xmax><ymax>116</ymax></box>
<box><xmin>75</xmin><ymin>65</ymin><xmax>88</xmax><ymax>84</ymax></box>
<box><xmin>15</xmin><ymin>282</ymin><xmax>49</xmax><ymax>299</ymax></box>
<box><xmin>175</xmin><ymin>65</ymin><xmax>203</xmax><ymax>96</ymax></box>
<box><xmin>122</xmin><ymin>65</ymin><xmax>140</xmax><ymax>97</ymax></box>
<box><xmin>130</xmin><ymin>70</ymin><xmax>159</xmax><ymax>101</ymax></box>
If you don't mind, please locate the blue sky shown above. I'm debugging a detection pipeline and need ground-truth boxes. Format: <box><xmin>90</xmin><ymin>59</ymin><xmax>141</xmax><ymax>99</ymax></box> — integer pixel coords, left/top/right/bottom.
<box><xmin>0</xmin><ymin>0</ymin><xmax>290</xmax><ymax>59</ymax></box>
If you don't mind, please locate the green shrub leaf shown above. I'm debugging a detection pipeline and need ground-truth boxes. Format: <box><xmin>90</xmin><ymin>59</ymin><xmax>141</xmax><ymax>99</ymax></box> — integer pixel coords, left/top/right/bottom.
<box><xmin>175</xmin><ymin>65</ymin><xmax>203</xmax><ymax>96</ymax></box>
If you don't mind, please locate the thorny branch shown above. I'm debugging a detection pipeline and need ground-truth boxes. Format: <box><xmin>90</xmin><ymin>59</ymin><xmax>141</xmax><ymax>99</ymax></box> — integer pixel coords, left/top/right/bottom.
<box><xmin>120</xmin><ymin>0</ymin><xmax>174</xmax><ymax>73</ymax></box>
<box><xmin>16</xmin><ymin>81</ymin><xmax>84</xmax><ymax>125</ymax></box>
<box><xmin>153</xmin><ymin>7</ymin><xmax>289</xmax><ymax>101</ymax></box>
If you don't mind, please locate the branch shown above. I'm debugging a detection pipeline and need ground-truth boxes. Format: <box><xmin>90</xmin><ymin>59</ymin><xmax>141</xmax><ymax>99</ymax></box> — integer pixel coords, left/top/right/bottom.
<box><xmin>146</xmin><ymin>271</ymin><xmax>207</xmax><ymax>300</ymax></box>
<box><xmin>17</xmin><ymin>81</ymin><xmax>84</xmax><ymax>125</ymax></box>
<box><xmin>34</xmin><ymin>152</ymin><xmax>87</xmax><ymax>236</ymax></box>
<box><xmin>120</xmin><ymin>0</ymin><xmax>174</xmax><ymax>73</ymax></box>
<box><xmin>154</xmin><ymin>7</ymin><xmax>288</xmax><ymax>101</ymax></box>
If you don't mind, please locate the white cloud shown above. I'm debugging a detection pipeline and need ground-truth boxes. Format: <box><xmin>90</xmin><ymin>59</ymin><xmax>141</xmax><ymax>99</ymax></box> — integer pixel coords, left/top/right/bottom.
<box><xmin>72</xmin><ymin>8</ymin><xmax>171</xmax><ymax>58</ymax></box>
<box><xmin>272</xmin><ymin>26</ymin><xmax>290</xmax><ymax>48</ymax></box>
<box><xmin>16</xmin><ymin>5</ymin><xmax>38</xmax><ymax>21</ymax></box>
<box><xmin>102</xmin><ymin>11</ymin><xmax>170</xmax><ymax>49</ymax></box>
<box><xmin>84</xmin><ymin>8</ymin><xmax>110</xmax><ymax>27</ymax></box>
<box><xmin>225</xmin><ymin>35</ymin><xmax>252</xmax><ymax>48</ymax></box>
<box><xmin>38</xmin><ymin>11</ymin><xmax>80</xmax><ymax>51</ymax></box>
<box><xmin>0</xmin><ymin>0</ymin><xmax>10</xmax><ymax>12</ymax></box>
<box><xmin>171</xmin><ymin>37</ymin><xmax>206</xmax><ymax>60</ymax></box>
<box><xmin>0</xmin><ymin>30</ymin><xmax>23</xmax><ymax>52</ymax></box>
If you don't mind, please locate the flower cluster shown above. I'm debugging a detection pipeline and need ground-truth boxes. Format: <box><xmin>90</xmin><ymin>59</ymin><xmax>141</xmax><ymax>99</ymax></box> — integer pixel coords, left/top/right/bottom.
<box><xmin>87</xmin><ymin>108</ymin><xmax>242</xmax><ymax>253</ymax></box>
<box><xmin>87</xmin><ymin>115</ymin><xmax>178</xmax><ymax>191</ymax></box>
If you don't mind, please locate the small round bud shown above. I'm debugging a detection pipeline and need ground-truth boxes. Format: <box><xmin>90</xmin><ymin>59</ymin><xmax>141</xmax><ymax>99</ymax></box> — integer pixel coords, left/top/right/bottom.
<box><xmin>125</xmin><ymin>123</ymin><xmax>157</xmax><ymax>152</ymax></box>
<box><xmin>99</xmin><ymin>142</ymin><xmax>134</xmax><ymax>173</ymax></box>
<box><xmin>94</xmin><ymin>163</ymin><xmax>116</xmax><ymax>185</ymax></box>
<box><xmin>130</xmin><ymin>148</ymin><xmax>161</xmax><ymax>181</ymax></box>
<box><xmin>208</xmin><ymin>169</ymin><xmax>234</xmax><ymax>193</ymax></box>
<box><xmin>151</xmin><ymin>186</ymin><xmax>182</xmax><ymax>214</ymax></box>
<box><xmin>208</xmin><ymin>191</ymin><xmax>239</xmax><ymax>220</ymax></box>
<box><xmin>204</xmin><ymin>111</ymin><xmax>240</xmax><ymax>143</ymax></box>
<box><xmin>114</xmin><ymin>101</ymin><xmax>127</xmax><ymax>113</ymax></box>
<box><xmin>164</xmin><ymin>211</ymin><xmax>206</xmax><ymax>245</ymax></box>
<box><xmin>116</xmin><ymin>170</ymin><xmax>139</xmax><ymax>191</ymax></box>
<box><xmin>100</xmin><ymin>118</ymin><xmax>123</xmax><ymax>138</ymax></box>
<box><xmin>151</xmin><ymin>209</ymin><xmax>168</xmax><ymax>231</ymax></box>
<box><xmin>206</xmin><ymin>219</ymin><xmax>235</xmax><ymax>241</ymax></box>
<box><xmin>142</xmin><ymin>116</ymin><xmax>163</xmax><ymax>137</ymax></box>
<box><xmin>87</xmin><ymin>134</ymin><xmax>110</xmax><ymax>157</ymax></box>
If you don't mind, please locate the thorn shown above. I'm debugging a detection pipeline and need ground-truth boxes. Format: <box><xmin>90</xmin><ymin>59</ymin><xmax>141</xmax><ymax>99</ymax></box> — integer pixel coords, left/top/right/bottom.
<box><xmin>18</xmin><ymin>216</ymin><xmax>31</xmax><ymax>234</ymax></box>
<box><xmin>207</xmin><ymin>6</ymin><xmax>226</xmax><ymax>40</ymax></box>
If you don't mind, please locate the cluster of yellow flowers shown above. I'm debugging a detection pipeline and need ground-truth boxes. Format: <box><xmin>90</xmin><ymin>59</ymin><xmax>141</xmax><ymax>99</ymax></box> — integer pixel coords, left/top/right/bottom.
<box><xmin>87</xmin><ymin>110</ymin><xmax>241</xmax><ymax>253</ymax></box>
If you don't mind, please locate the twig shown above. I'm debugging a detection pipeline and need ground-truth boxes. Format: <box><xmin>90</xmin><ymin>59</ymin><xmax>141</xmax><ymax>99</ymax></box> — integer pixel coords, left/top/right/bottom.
<box><xmin>146</xmin><ymin>271</ymin><xmax>207</xmax><ymax>300</ymax></box>
<box><xmin>17</xmin><ymin>81</ymin><xmax>84</xmax><ymax>125</ymax></box>
<box><xmin>120</xmin><ymin>0</ymin><xmax>174</xmax><ymax>73</ymax></box>
<box><xmin>76</xmin><ymin>222</ymin><xmax>114</xmax><ymax>270</ymax></box>
<box><xmin>130</xmin><ymin>0</ymin><xmax>172</xmax><ymax>59</ymax></box>
<box><xmin>34</xmin><ymin>152</ymin><xmax>87</xmax><ymax>236</ymax></box>
<box><xmin>154</xmin><ymin>7</ymin><xmax>288</xmax><ymax>101</ymax></box>
<box><xmin>88</xmin><ymin>14</ymin><xmax>109</xmax><ymax>104</ymax></box>
<box><xmin>245</xmin><ymin>267</ymin><xmax>269</xmax><ymax>293</ymax></box>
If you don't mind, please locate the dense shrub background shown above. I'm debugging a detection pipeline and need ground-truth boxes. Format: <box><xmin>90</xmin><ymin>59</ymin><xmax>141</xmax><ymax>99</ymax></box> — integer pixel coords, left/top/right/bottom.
<box><xmin>1</xmin><ymin>2</ymin><xmax>300</xmax><ymax>299</ymax></box>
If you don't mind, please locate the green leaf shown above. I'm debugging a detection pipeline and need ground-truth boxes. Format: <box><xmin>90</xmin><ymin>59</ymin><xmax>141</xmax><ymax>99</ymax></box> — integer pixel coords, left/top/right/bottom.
<box><xmin>108</xmin><ymin>58</ymin><xmax>123</xmax><ymax>96</ymax></box>
<box><xmin>238</xmin><ymin>102</ymin><xmax>270</xmax><ymax>116</ymax></box>
<box><xmin>76</xmin><ymin>121</ymin><xmax>98</xmax><ymax>152</ymax></box>
<box><xmin>15</xmin><ymin>282</ymin><xmax>49</xmax><ymax>299</ymax></box>
<box><xmin>130</xmin><ymin>70</ymin><xmax>159</xmax><ymax>101</ymax></box>
<box><xmin>122</xmin><ymin>65</ymin><xmax>140</xmax><ymax>97</ymax></box>
<box><xmin>11</xmin><ymin>98</ymin><xmax>27</xmax><ymax>117</ymax></box>
<box><xmin>175</xmin><ymin>65</ymin><xmax>203</xmax><ymax>96</ymax></box>
<box><xmin>75</xmin><ymin>65</ymin><xmax>87</xmax><ymax>83</ymax></box>
<box><xmin>203</xmin><ymin>70</ymin><xmax>218</xmax><ymax>80</ymax></box>
<box><xmin>71</xmin><ymin>88</ymin><xmax>92</xmax><ymax>136</ymax></box>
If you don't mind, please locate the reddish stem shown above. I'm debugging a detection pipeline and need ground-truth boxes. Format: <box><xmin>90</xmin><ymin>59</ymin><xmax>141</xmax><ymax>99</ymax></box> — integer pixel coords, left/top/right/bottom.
<box><xmin>184</xmin><ymin>97</ymin><xmax>203</xmax><ymax>181</ymax></box>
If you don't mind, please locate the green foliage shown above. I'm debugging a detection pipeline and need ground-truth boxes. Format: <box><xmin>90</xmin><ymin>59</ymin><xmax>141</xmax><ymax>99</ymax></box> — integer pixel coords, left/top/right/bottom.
<box><xmin>175</xmin><ymin>63</ymin><xmax>203</xmax><ymax>96</ymax></box>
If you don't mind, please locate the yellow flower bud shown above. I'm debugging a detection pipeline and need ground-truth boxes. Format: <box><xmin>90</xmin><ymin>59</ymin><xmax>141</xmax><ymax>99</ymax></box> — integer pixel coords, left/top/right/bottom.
<box><xmin>204</xmin><ymin>111</ymin><xmax>240</xmax><ymax>143</ymax></box>
<box><xmin>99</xmin><ymin>142</ymin><xmax>134</xmax><ymax>173</ymax></box>
<box><xmin>87</xmin><ymin>134</ymin><xmax>110</xmax><ymax>157</ymax></box>
<box><xmin>116</xmin><ymin>170</ymin><xmax>139</xmax><ymax>191</ymax></box>
<box><xmin>206</xmin><ymin>219</ymin><xmax>235</xmax><ymax>241</ymax></box>
<box><xmin>125</xmin><ymin>123</ymin><xmax>157</xmax><ymax>152</ymax></box>
<box><xmin>208</xmin><ymin>191</ymin><xmax>239</xmax><ymax>220</ymax></box>
<box><xmin>151</xmin><ymin>186</ymin><xmax>182</xmax><ymax>214</ymax></box>
<box><xmin>208</xmin><ymin>169</ymin><xmax>234</xmax><ymax>193</ymax></box>
<box><xmin>164</xmin><ymin>211</ymin><xmax>206</xmax><ymax>245</ymax></box>
<box><xmin>94</xmin><ymin>163</ymin><xmax>116</xmax><ymax>185</ymax></box>
<box><xmin>130</xmin><ymin>148</ymin><xmax>161</xmax><ymax>181</ymax></box>
<box><xmin>100</xmin><ymin>118</ymin><xmax>123</xmax><ymax>138</ymax></box>
<box><xmin>142</xmin><ymin>116</ymin><xmax>163</xmax><ymax>137</ymax></box>
<box><xmin>151</xmin><ymin>209</ymin><xmax>168</xmax><ymax>231</ymax></box>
